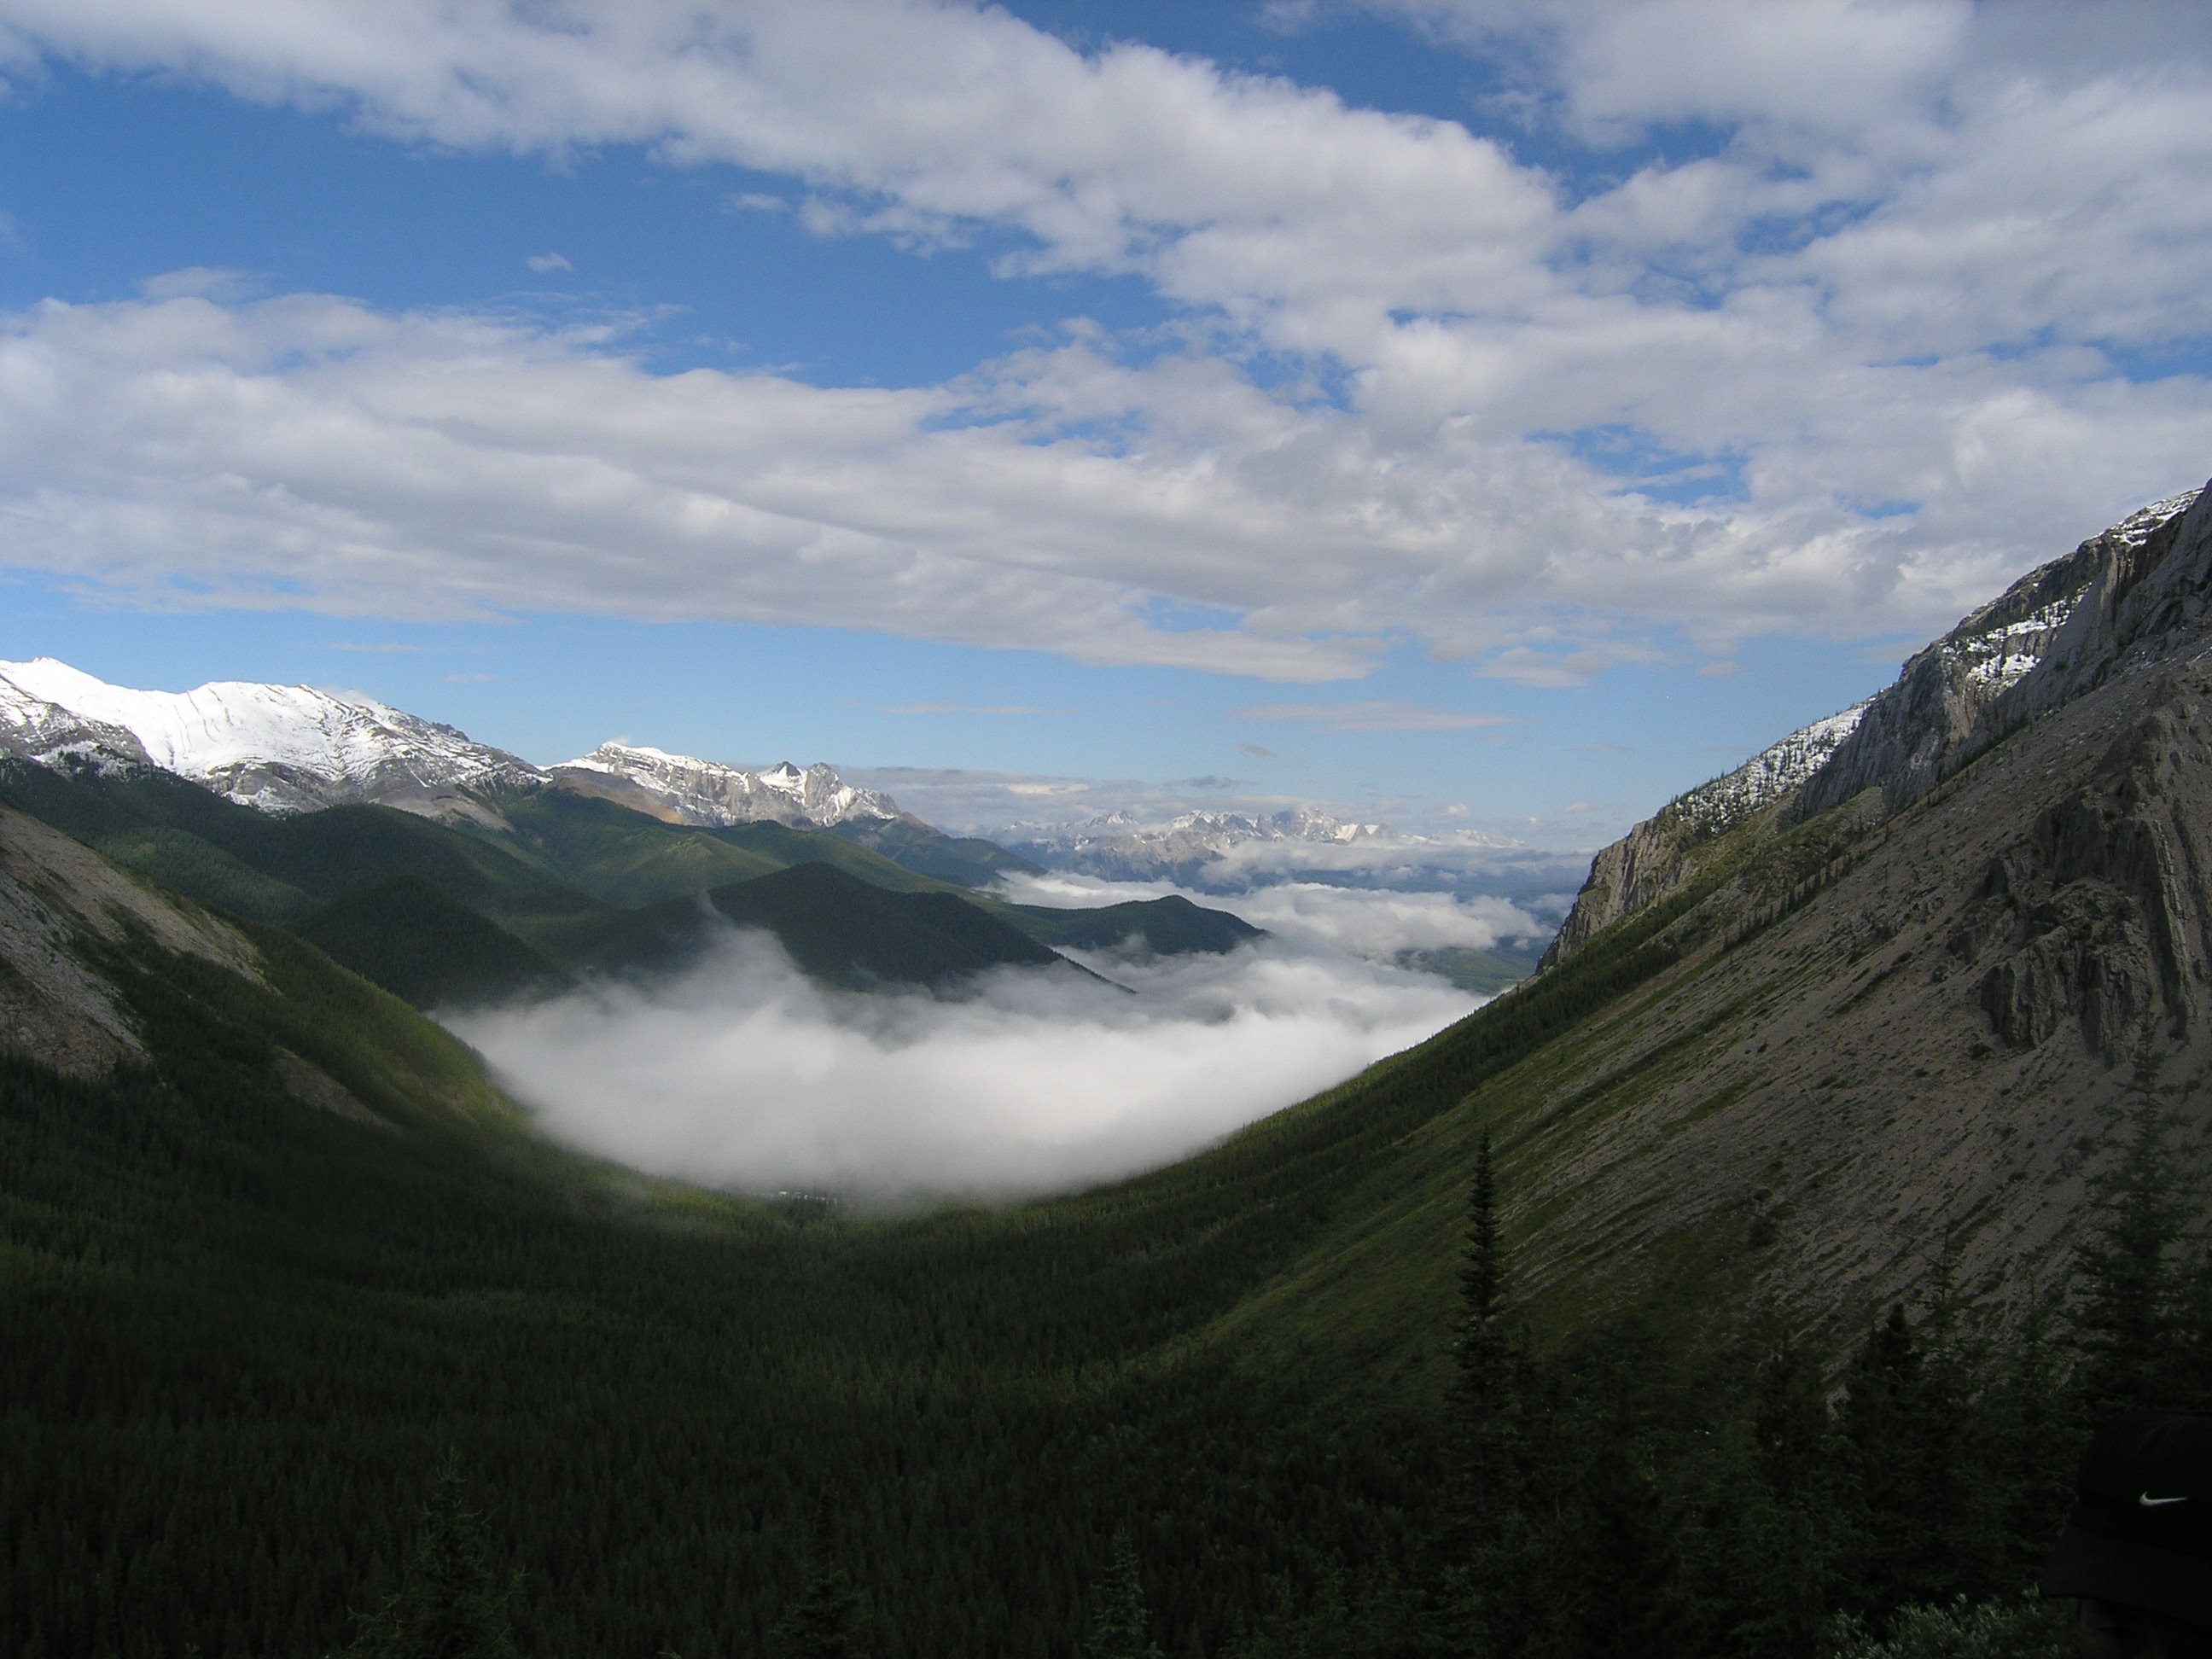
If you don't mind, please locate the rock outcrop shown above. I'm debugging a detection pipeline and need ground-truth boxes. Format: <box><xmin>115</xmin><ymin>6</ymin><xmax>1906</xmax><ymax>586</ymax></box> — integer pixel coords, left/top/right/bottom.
<box><xmin>1793</xmin><ymin>487</ymin><xmax>2205</xmax><ymax>821</ymax></box>
<box><xmin>1545</xmin><ymin>482</ymin><xmax>2209</xmax><ymax>968</ymax></box>
<box><xmin>1538</xmin><ymin>700</ymin><xmax>1869</xmax><ymax>967</ymax></box>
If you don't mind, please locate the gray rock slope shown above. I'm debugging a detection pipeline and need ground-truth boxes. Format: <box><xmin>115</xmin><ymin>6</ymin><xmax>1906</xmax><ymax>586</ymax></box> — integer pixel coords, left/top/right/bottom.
<box><xmin>1488</xmin><ymin>646</ymin><xmax>2212</xmax><ymax>1339</ymax></box>
<box><xmin>1483</xmin><ymin>478</ymin><xmax>2212</xmax><ymax>1332</ymax></box>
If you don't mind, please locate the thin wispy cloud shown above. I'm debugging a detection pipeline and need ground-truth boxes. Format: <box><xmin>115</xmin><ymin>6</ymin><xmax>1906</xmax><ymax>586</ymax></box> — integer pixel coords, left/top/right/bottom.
<box><xmin>882</xmin><ymin>702</ymin><xmax>1061</xmax><ymax>716</ymax></box>
<box><xmin>527</xmin><ymin>253</ymin><xmax>572</xmax><ymax>272</ymax></box>
<box><xmin>1235</xmin><ymin>701</ymin><xmax>1519</xmax><ymax>733</ymax></box>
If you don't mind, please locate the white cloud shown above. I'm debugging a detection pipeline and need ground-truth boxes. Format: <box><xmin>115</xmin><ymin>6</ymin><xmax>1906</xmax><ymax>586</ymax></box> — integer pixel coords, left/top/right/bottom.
<box><xmin>449</xmin><ymin>923</ymin><xmax>1477</xmax><ymax>1203</ymax></box>
<box><xmin>0</xmin><ymin>1</ymin><xmax>2208</xmax><ymax>674</ymax></box>
<box><xmin>1000</xmin><ymin>868</ymin><xmax>1551</xmax><ymax>957</ymax></box>
<box><xmin>527</xmin><ymin>252</ymin><xmax>572</xmax><ymax>271</ymax></box>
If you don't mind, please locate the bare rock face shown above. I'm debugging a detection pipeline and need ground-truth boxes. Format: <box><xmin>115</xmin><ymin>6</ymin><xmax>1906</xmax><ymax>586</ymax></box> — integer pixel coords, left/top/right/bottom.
<box><xmin>1545</xmin><ymin>483</ymin><xmax>2209</xmax><ymax>969</ymax></box>
<box><xmin>1795</xmin><ymin>486</ymin><xmax>2207</xmax><ymax>821</ymax></box>
<box><xmin>1536</xmin><ymin>811</ymin><xmax>1709</xmax><ymax>969</ymax></box>
<box><xmin>0</xmin><ymin>802</ymin><xmax>264</xmax><ymax>1078</ymax></box>
<box><xmin>1494</xmin><ymin>654</ymin><xmax>2212</xmax><ymax>1340</ymax></box>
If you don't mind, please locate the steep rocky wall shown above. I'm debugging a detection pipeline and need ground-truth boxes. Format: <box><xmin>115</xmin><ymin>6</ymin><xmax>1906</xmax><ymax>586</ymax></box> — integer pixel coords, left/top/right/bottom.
<box><xmin>1543</xmin><ymin>482</ymin><xmax>2209</xmax><ymax>969</ymax></box>
<box><xmin>1796</xmin><ymin>483</ymin><xmax>2208</xmax><ymax>821</ymax></box>
<box><xmin>1502</xmin><ymin>654</ymin><xmax>2212</xmax><ymax>1335</ymax></box>
<box><xmin>1536</xmin><ymin>806</ymin><xmax>1706</xmax><ymax>969</ymax></box>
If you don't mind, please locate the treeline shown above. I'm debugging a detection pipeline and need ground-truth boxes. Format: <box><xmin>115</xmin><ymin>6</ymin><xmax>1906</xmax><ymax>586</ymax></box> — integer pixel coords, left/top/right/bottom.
<box><xmin>1219</xmin><ymin>1091</ymin><xmax>2212</xmax><ymax>1659</ymax></box>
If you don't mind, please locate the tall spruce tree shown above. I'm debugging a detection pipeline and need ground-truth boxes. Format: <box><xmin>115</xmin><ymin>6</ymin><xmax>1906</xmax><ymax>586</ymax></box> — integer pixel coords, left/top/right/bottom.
<box><xmin>343</xmin><ymin>1456</ymin><xmax>520</xmax><ymax>1659</ymax></box>
<box><xmin>2069</xmin><ymin>1078</ymin><xmax>2192</xmax><ymax>1418</ymax></box>
<box><xmin>771</xmin><ymin>1499</ymin><xmax>873</xmax><ymax>1659</ymax></box>
<box><xmin>1450</xmin><ymin>1129</ymin><xmax>1517</xmax><ymax>1546</ymax></box>
<box><xmin>1086</xmin><ymin>1530</ymin><xmax>1166</xmax><ymax>1659</ymax></box>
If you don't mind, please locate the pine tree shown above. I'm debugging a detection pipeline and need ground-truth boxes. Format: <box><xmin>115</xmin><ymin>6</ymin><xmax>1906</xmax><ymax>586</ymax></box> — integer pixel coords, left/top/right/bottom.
<box><xmin>343</xmin><ymin>1455</ymin><xmax>521</xmax><ymax>1659</ymax></box>
<box><xmin>771</xmin><ymin>1499</ymin><xmax>873</xmax><ymax>1659</ymax></box>
<box><xmin>1449</xmin><ymin>1130</ymin><xmax>1517</xmax><ymax>1545</ymax></box>
<box><xmin>1086</xmin><ymin>1530</ymin><xmax>1165</xmax><ymax>1659</ymax></box>
<box><xmin>2069</xmin><ymin>1076</ymin><xmax>2191</xmax><ymax>1417</ymax></box>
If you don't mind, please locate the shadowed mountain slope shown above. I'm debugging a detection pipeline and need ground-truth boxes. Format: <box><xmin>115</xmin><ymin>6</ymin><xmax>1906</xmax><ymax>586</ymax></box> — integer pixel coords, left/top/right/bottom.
<box><xmin>827</xmin><ymin>814</ymin><xmax>1046</xmax><ymax>888</ymax></box>
<box><xmin>291</xmin><ymin>875</ymin><xmax>571</xmax><ymax>1011</ymax></box>
<box><xmin>573</xmin><ymin>860</ymin><xmax>1081</xmax><ymax>990</ymax></box>
<box><xmin>1001</xmin><ymin>893</ymin><xmax>1262</xmax><ymax>956</ymax></box>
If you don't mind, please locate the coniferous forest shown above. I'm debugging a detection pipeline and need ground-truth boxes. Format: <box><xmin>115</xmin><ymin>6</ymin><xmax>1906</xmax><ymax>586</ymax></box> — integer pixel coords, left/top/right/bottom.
<box><xmin>4</xmin><ymin>897</ymin><xmax>2209</xmax><ymax>1659</ymax></box>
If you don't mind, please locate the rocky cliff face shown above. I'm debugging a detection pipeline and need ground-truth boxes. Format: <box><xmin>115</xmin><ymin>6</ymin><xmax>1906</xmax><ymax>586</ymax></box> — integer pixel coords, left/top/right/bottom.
<box><xmin>1537</xmin><ymin>700</ymin><xmax>1869</xmax><ymax>968</ymax></box>
<box><xmin>1545</xmin><ymin>484</ymin><xmax>2209</xmax><ymax>967</ymax></box>
<box><xmin>1791</xmin><ymin>488</ymin><xmax>2204</xmax><ymax>821</ymax></box>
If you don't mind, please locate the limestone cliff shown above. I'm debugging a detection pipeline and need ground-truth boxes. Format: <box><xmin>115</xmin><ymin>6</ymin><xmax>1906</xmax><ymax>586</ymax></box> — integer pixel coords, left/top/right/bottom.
<box><xmin>1545</xmin><ymin>482</ymin><xmax>2208</xmax><ymax>968</ymax></box>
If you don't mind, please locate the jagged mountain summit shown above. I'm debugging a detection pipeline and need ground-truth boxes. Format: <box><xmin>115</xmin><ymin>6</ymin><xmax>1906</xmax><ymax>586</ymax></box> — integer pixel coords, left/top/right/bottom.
<box><xmin>549</xmin><ymin>742</ymin><xmax>899</xmax><ymax>829</ymax></box>
<box><xmin>0</xmin><ymin>659</ymin><xmax>905</xmax><ymax>832</ymax></box>
<box><xmin>1004</xmin><ymin>804</ymin><xmax>1539</xmax><ymax>899</ymax></box>
<box><xmin>1005</xmin><ymin>806</ymin><xmax>1391</xmax><ymax>882</ymax></box>
<box><xmin>1672</xmin><ymin>699</ymin><xmax>1872</xmax><ymax>838</ymax></box>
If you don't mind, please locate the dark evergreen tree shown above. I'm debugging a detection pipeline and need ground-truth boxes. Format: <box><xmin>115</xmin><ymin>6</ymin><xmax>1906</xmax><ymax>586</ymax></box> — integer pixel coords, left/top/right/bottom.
<box><xmin>771</xmin><ymin>1500</ymin><xmax>873</xmax><ymax>1659</ymax></box>
<box><xmin>2069</xmin><ymin>1083</ymin><xmax>2192</xmax><ymax>1417</ymax></box>
<box><xmin>1449</xmin><ymin>1129</ymin><xmax>1519</xmax><ymax>1550</ymax></box>
<box><xmin>1086</xmin><ymin>1530</ymin><xmax>1166</xmax><ymax>1659</ymax></box>
<box><xmin>342</xmin><ymin>1456</ymin><xmax>520</xmax><ymax>1659</ymax></box>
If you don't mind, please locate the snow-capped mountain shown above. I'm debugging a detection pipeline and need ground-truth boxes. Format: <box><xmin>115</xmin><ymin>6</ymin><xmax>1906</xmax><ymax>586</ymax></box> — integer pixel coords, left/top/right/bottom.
<box><xmin>0</xmin><ymin>657</ymin><xmax>539</xmax><ymax>818</ymax></box>
<box><xmin>1000</xmin><ymin>805</ymin><xmax>1540</xmax><ymax>893</ymax></box>
<box><xmin>549</xmin><ymin>742</ymin><xmax>900</xmax><ymax>829</ymax></box>
<box><xmin>1014</xmin><ymin>806</ymin><xmax>1377</xmax><ymax>863</ymax></box>
<box><xmin>0</xmin><ymin>658</ymin><xmax>910</xmax><ymax>833</ymax></box>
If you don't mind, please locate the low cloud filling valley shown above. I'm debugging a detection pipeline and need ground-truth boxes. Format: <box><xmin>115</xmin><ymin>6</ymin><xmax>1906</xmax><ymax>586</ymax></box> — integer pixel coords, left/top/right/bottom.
<box><xmin>447</xmin><ymin>875</ymin><xmax>1545</xmax><ymax>1207</ymax></box>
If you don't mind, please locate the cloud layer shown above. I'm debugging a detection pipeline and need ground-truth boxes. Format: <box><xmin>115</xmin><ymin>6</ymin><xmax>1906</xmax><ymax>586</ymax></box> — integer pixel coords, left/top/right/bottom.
<box><xmin>3</xmin><ymin>2</ymin><xmax>2210</xmax><ymax>678</ymax></box>
<box><xmin>450</xmin><ymin>923</ymin><xmax>1477</xmax><ymax>1203</ymax></box>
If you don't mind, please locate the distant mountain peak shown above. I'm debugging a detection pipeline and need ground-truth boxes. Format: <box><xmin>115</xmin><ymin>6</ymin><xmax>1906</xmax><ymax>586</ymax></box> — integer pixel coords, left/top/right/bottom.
<box><xmin>0</xmin><ymin>657</ymin><xmax>537</xmax><ymax>821</ymax></box>
<box><xmin>550</xmin><ymin>742</ymin><xmax>899</xmax><ymax>829</ymax></box>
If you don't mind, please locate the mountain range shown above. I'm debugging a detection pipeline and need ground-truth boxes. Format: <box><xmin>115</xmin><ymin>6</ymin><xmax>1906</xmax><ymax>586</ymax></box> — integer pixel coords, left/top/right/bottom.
<box><xmin>998</xmin><ymin>804</ymin><xmax>1527</xmax><ymax>891</ymax></box>
<box><xmin>6</xmin><ymin>478</ymin><xmax>2212</xmax><ymax>1656</ymax></box>
<box><xmin>0</xmin><ymin>655</ymin><xmax>901</xmax><ymax>831</ymax></box>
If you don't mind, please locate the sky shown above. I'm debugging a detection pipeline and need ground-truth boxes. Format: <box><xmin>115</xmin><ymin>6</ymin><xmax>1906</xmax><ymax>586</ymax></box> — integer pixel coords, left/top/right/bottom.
<box><xmin>3</xmin><ymin>0</ymin><xmax>2210</xmax><ymax>849</ymax></box>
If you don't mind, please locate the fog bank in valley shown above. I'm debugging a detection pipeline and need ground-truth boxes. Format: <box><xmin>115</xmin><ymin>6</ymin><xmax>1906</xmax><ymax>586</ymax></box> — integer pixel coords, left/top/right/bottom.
<box><xmin>449</xmin><ymin>894</ymin><xmax>1487</xmax><ymax>1205</ymax></box>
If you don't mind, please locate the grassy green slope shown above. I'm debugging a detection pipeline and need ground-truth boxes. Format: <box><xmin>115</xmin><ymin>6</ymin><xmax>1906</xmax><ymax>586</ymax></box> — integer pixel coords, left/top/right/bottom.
<box><xmin>1004</xmin><ymin>894</ymin><xmax>1262</xmax><ymax>955</ymax></box>
<box><xmin>2</xmin><ymin>877</ymin><xmax>1431</xmax><ymax>1656</ymax></box>
<box><xmin>480</xmin><ymin>790</ymin><xmax>961</xmax><ymax>909</ymax></box>
<box><xmin>1</xmin><ymin>779</ymin><xmax>1967</xmax><ymax>1656</ymax></box>
<box><xmin>564</xmin><ymin>861</ymin><xmax>1075</xmax><ymax>988</ymax></box>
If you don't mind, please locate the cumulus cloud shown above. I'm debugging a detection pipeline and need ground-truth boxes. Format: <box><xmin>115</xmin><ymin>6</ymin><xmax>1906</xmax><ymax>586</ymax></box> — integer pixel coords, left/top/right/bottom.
<box><xmin>0</xmin><ymin>1</ymin><xmax>2209</xmax><ymax>671</ymax></box>
<box><xmin>526</xmin><ymin>252</ymin><xmax>572</xmax><ymax>272</ymax></box>
<box><xmin>447</xmin><ymin>922</ymin><xmax>1477</xmax><ymax>1204</ymax></box>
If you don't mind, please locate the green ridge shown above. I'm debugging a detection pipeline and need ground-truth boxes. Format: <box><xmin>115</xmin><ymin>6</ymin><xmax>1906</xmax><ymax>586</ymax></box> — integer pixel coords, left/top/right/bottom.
<box><xmin>291</xmin><ymin>874</ymin><xmax>571</xmax><ymax>1010</ymax></box>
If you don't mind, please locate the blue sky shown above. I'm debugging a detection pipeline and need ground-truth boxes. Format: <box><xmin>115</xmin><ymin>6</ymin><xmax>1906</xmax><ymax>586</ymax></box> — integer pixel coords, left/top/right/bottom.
<box><xmin>2</xmin><ymin>1</ymin><xmax>2209</xmax><ymax>843</ymax></box>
